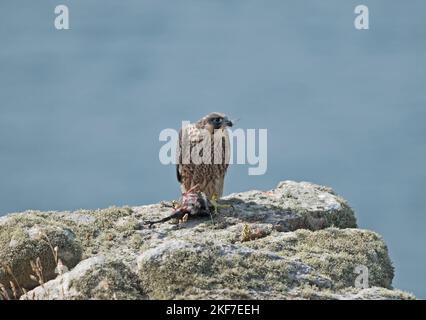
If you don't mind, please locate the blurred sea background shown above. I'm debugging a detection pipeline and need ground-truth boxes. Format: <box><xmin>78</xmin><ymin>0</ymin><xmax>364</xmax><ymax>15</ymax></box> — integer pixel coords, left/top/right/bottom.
<box><xmin>0</xmin><ymin>1</ymin><xmax>425</xmax><ymax>297</ymax></box>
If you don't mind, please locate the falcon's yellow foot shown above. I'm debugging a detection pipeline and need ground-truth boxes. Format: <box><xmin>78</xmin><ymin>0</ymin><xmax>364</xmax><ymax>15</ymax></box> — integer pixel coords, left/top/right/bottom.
<box><xmin>209</xmin><ymin>194</ymin><xmax>232</xmax><ymax>215</ymax></box>
<box><xmin>160</xmin><ymin>200</ymin><xmax>180</xmax><ymax>209</ymax></box>
<box><xmin>172</xmin><ymin>200</ymin><xmax>180</xmax><ymax>209</ymax></box>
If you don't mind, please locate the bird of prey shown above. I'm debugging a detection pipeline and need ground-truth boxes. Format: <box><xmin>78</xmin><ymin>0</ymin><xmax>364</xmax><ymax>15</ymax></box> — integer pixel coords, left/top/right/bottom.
<box><xmin>176</xmin><ymin>112</ymin><xmax>233</xmax><ymax>200</ymax></box>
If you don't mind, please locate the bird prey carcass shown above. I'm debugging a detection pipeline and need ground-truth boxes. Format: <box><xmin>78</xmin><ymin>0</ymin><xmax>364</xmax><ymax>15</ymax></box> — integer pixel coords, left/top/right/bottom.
<box><xmin>176</xmin><ymin>112</ymin><xmax>233</xmax><ymax>200</ymax></box>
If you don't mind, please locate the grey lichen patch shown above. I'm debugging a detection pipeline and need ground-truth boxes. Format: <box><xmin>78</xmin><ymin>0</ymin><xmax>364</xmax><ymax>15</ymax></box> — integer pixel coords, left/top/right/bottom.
<box><xmin>0</xmin><ymin>213</ymin><xmax>82</xmax><ymax>291</ymax></box>
<box><xmin>322</xmin><ymin>202</ymin><xmax>356</xmax><ymax>229</ymax></box>
<box><xmin>286</xmin><ymin>284</ymin><xmax>415</xmax><ymax>300</ymax></box>
<box><xmin>89</xmin><ymin>207</ymin><xmax>134</xmax><ymax>228</ymax></box>
<box><xmin>56</xmin><ymin>207</ymin><xmax>138</xmax><ymax>257</ymax></box>
<box><xmin>174</xmin><ymin>287</ymin><xmax>255</xmax><ymax>300</ymax></box>
<box><xmin>128</xmin><ymin>233</ymin><xmax>143</xmax><ymax>250</ymax></box>
<box><xmin>286</xmin><ymin>283</ymin><xmax>338</xmax><ymax>300</ymax></box>
<box><xmin>114</xmin><ymin>217</ymin><xmax>140</xmax><ymax>236</ymax></box>
<box><xmin>222</xmin><ymin>181</ymin><xmax>357</xmax><ymax>231</ymax></box>
<box><xmin>338</xmin><ymin>286</ymin><xmax>415</xmax><ymax>300</ymax></box>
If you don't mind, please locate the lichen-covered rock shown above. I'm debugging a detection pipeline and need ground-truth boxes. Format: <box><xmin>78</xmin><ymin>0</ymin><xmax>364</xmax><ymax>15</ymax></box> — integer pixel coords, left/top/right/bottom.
<box><xmin>0</xmin><ymin>181</ymin><xmax>414</xmax><ymax>300</ymax></box>
<box><xmin>244</xmin><ymin>228</ymin><xmax>394</xmax><ymax>289</ymax></box>
<box><xmin>135</xmin><ymin>228</ymin><xmax>398</xmax><ymax>299</ymax></box>
<box><xmin>0</xmin><ymin>214</ymin><xmax>83</xmax><ymax>293</ymax></box>
<box><xmin>20</xmin><ymin>256</ymin><xmax>145</xmax><ymax>300</ymax></box>
<box><xmin>137</xmin><ymin>240</ymin><xmax>333</xmax><ymax>299</ymax></box>
<box><xmin>222</xmin><ymin>181</ymin><xmax>356</xmax><ymax>231</ymax></box>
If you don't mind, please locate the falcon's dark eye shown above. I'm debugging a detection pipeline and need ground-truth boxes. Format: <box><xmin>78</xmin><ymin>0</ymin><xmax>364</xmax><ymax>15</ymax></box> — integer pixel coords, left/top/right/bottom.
<box><xmin>211</xmin><ymin>117</ymin><xmax>223</xmax><ymax>125</ymax></box>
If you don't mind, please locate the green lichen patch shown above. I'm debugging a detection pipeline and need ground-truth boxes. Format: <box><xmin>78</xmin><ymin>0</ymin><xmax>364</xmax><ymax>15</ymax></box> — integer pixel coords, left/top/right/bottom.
<box><xmin>0</xmin><ymin>213</ymin><xmax>82</xmax><ymax>292</ymax></box>
<box><xmin>246</xmin><ymin>228</ymin><xmax>394</xmax><ymax>289</ymax></box>
<box><xmin>71</xmin><ymin>260</ymin><xmax>144</xmax><ymax>300</ymax></box>
<box><xmin>137</xmin><ymin>240</ymin><xmax>331</xmax><ymax>299</ymax></box>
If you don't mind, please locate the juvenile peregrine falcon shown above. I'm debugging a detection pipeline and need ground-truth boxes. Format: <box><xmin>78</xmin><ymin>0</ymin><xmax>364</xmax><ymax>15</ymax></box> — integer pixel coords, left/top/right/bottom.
<box><xmin>176</xmin><ymin>112</ymin><xmax>233</xmax><ymax>199</ymax></box>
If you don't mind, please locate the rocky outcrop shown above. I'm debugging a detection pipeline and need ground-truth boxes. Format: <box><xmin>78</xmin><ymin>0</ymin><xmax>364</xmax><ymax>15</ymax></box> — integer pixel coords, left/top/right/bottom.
<box><xmin>0</xmin><ymin>181</ymin><xmax>414</xmax><ymax>300</ymax></box>
<box><xmin>21</xmin><ymin>256</ymin><xmax>144</xmax><ymax>300</ymax></box>
<box><xmin>0</xmin><ymin>218</ymin><xmax>82</xmax><ymax>291</ymax></box>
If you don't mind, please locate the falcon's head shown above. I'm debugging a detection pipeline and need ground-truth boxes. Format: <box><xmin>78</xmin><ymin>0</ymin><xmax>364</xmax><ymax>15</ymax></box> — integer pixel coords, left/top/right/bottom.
<box><xmin>197</xmin><ymin>112</ymin><xmax>233</xmax><ymax>133</ymax></box>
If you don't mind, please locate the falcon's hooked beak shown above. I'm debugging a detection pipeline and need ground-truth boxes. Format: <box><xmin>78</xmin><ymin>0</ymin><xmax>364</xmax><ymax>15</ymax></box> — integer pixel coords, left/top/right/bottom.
<box><xmin>223</xmin><ymin>118</ymin><xmax>233</xmax><ymax>127</ymax></box>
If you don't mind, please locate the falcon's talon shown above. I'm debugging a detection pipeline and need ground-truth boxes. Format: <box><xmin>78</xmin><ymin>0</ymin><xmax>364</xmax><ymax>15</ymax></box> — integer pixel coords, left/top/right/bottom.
<box><xmin>209</xmin><ymin>195</ymin><xmax>231</xmax><ymax>215</ymax></box>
